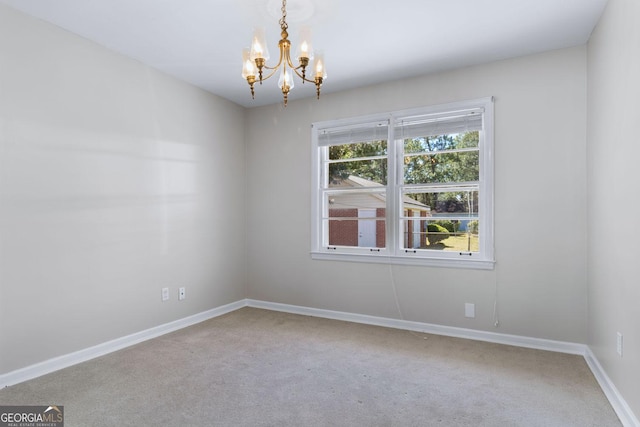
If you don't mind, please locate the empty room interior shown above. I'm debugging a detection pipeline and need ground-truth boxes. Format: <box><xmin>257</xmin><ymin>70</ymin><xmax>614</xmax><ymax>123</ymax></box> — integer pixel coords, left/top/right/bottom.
<box><xmin>0</xmin><ymin>0</ymin><xmax>638</xmax><ymax>425</ymax></box>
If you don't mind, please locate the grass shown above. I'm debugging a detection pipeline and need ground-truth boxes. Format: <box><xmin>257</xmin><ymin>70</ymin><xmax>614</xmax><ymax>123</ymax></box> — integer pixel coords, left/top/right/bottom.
<box><xmin>428</xmin><ymin>233</ymin><xmax>479</xmax><ymax>252</ymax></box>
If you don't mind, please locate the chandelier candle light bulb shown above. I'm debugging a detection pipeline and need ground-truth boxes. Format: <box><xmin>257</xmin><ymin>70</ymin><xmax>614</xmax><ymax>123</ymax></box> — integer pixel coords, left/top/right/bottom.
<box><xmin>314</xmin><ymin>51</ymin><xmax>326</xmax><ymax>79</ymax></box>
<box><xmin>250</xmin><ymin>27</ymin><xmax>270</xmax><ymax>62</ymax></box>
<box><xmin>296</xmin><ymin>26</ymin><xmax>313</xmax><ymax>71</ymax></box>
<box><xmin>278</xmin><ymin>64</ymin><xmax>295</xmax><ymax>93</ymax></box>
<box><xmin>241</xmin><ymin>48</ymin><xmax>258</xmax><ymax>98</ymax></box>
<box><xmin>241</xmin><ymin>0</ymin><xmax>326</xmax><ymax>106</ymax></box>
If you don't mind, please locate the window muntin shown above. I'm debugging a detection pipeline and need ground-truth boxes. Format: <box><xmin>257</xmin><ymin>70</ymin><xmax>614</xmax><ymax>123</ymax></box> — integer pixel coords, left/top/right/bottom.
<box><xmin>311</xmin><ymin>98</ymin><xmax>493</xmax><ymax>269</ymax></box>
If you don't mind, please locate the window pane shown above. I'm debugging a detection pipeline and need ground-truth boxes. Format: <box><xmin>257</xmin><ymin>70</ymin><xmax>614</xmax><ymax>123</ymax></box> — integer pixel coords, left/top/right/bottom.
<box><xmin>328</xmin><ymin>141</ymin><xmax>388</xmax><ymax>187</ymax></box>
<box><xmin>329</xmin><ymin>141</ymin><xmax>387</xmax><ymax>159</ymax></box>
<box><xmin>404</xmin><ymin>151</ymin><xmax>478</xmax><ymax>184</ymax></box>
<box><xmin>403</xmin><ymin>132</ymin><xmax>479</xmax><ymax>154</ymax></box>
<box><xmin>325</xmin><ymin>191</ymin><xmax>386</xmax><ymax>248</ymax></box>
<box><xmin>403</xmin><ymin>190</ymin><xmax>478</xmax><ymax>215</ymax></box>
<box><xmin>401</xmin><ymin>218</ymin><xmax>479</xmax><ymax>252</ymax></box>
<box><xmin>402</xmin><ymin>191</ymin><xmax>478</xmax><ymax>251</ymax></box>
<box><xmin>325</xmin><ymin>190</ymin><xmax>386</xmax><ymax>211</ymax></box>
<box><xmin>328</xmin><ymin>159</ymin><xmax>388</xmax><ymax>187</ymax></box>
<box><xmin>326</xmin><ymin>218</ymin><xmax>386</xmax><ymax>248</ymax></box>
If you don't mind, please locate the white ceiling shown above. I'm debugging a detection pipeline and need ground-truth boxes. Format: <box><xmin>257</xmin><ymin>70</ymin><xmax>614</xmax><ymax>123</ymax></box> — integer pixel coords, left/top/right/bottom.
<box><xmin>0</xmin><ymin>0</ymin><xmax>608</xmax><ymax>108</ymax></box>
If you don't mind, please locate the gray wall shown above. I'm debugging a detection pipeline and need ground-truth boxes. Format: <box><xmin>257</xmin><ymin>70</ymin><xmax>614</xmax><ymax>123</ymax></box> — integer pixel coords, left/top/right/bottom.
<box><xmin>587</xmin><ymin>0</ymin><xmax>640</xmax><ymax>418</ymax></box>
<box><xmin>6</xmin><ymin>4</ymin><xmax>638</xmax><ymax>419</ymax></box>
<box><xmin>0</xmin><ymin>5</ymin><xmax>247</xmax><ymax>374</ymax></box>
<box><xmin>246</xmin><ymin>47</ymin><xmax>588</xmax><ymax>343</ymax></box>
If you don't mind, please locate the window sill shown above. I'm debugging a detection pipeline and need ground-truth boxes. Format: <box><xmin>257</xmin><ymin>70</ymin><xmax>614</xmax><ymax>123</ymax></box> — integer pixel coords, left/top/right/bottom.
<box><xmin>310</xmin><ymin>251</ymin><xmax>495</xmax><ymax>270</ymax></box>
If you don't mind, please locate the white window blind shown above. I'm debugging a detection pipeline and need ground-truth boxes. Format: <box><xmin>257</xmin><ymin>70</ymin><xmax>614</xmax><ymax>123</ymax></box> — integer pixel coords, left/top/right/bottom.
<box><xmin>317</xmin><ymin>120</ymin><xmax>389</xmax><ymax>146</ymax></box>
<box><xmin>395</xmin><ymin>109</ymin><xmax>484</xmax><ymax>139</ymax></box>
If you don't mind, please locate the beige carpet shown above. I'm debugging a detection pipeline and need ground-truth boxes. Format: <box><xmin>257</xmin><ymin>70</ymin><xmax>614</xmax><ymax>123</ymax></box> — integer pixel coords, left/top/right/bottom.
<box><xmin>0</xmin><ymin>307</ymin><xmax>621</xmax><ymax>426</ymax></box>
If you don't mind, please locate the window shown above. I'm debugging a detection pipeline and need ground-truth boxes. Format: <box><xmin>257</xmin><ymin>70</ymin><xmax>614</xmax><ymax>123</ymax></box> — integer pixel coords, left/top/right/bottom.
<box><xmin>311</xmin><ymin>97</ymin><xmax>494</xmax><ymax>269</ymax></box>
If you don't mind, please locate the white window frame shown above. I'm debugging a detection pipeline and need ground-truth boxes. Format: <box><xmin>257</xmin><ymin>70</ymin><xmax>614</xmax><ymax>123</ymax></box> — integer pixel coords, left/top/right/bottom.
<box><xmin>311</xmin><ymin>97</ymin><xmax>494</xmax><ymax>270</ymax></box>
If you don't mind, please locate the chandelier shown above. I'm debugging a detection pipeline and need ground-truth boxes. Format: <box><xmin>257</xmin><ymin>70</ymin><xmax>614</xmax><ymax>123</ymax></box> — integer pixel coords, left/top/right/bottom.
<box><xmin>241</xmin><ymin>0</ymin><xmax>327</xmax><ymax>106</ymax></box>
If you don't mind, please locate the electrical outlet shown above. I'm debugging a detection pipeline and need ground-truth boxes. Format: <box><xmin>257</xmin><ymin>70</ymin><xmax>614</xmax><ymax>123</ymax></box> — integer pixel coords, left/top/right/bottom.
<box><xmin>162</xmin><ymin>287</ymin><xmax>169</xmax><ymax>302</ymax></box>
<box><xmin>465</xmin><ymin>303</ymin><xmax>475</xmax><ymax>318</ymax></box>
<box><xmin>617</xmin><ymin>332</ymin><xmax>623</xmax><ymax>357</ymax></box>
<box><xmin>179</xmin><ymin>287</ymin><xmax>186</xmax><ymax>301</ymax></box>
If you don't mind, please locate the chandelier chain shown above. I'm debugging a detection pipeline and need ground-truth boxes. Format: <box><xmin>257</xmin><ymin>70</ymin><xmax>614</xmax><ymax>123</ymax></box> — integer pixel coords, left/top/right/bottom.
<box><xmin>279</xmin><ymin>0</ymin><xmax>288</xmax><ymax>31</ymax></box>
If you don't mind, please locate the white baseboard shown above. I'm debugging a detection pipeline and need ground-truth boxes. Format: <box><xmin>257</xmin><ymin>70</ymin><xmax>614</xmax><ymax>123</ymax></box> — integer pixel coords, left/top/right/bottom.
<box><xmin>2</xmin><ymin>298</ymin><xmax>637</xmax><ymax>427</ymax></box>
<box><xmin>584</xmin><ymin>348</ymin><xmax>640</xmax><ymax>427</ymax></box>
<box><xmin>0</xmin><ymin>299</ymin><xmax>245</xmax><ymax>389</ymax></box>
<box><xmin>246</xmin><ymin>299</ymin><xmax>587</xmax><ymax>355</ymax></box>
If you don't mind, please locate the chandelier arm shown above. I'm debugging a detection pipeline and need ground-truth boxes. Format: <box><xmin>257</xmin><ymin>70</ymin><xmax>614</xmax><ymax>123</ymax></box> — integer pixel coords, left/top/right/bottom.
<box><xmin>291</xmin><ymin>67</ymin><xmax>311</xmax><ymax>82</ymax></box>
<box><xmin>288</xmin><ymin>62</ymin><xmax>315</xmax><ymax>84</ymax></box>
<box><xmin>256</xmin><ymin>42</ymin><xmax>286</xmax><ymax>83</ymax></box>
<box><xmin>284</xmin><ymin>45</ymin><xmax>311</xmax><ymax>83</ymax></box>
<box><xmin>283</xmin><ymin>49</ymin><xmax>296</xmax><ymax>68</ymax></box>
<box><xmin>314</xmin><ymin>77</ymin><xmax>323</xmax><ymax>99</ymax></box>
<box><xmin>258</xmin><ymin>66</ymin><xmax>281</xmax><ymax>81</ymax></box>
<box><xmin>260</xmin><ymin>46</ymin><xmax>285</xmax><ymax>71</ymax></box>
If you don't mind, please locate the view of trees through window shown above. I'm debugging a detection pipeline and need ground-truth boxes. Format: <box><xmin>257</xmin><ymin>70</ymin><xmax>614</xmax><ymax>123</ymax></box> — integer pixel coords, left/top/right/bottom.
<box><xmin>404</xmin><ymin>131</ymin><xmax>479</xmax><ymax>209</ymax></box>
<box><xmin>327</xmin><ymin>131</ymin><xmax>480</xmax><ymax>252</ymax></box>
<box><xmin>328</xmin><ymin>141</ymin><xmax>388</xmax><ymax>186</ymax></box>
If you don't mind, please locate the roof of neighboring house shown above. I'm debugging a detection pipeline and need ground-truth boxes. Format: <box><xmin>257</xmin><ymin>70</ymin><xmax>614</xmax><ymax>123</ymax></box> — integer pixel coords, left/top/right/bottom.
<box><xmin>329</xmin><ymin>175</ymin><xmax>431</xmax><ymax>212</ymax></box>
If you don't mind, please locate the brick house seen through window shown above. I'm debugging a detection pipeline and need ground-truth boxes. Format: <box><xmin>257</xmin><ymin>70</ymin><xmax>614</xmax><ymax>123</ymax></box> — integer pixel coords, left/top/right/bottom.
<box><xmin>328</xmin><ymin>175</ymin><xmax>431</xmax><ymax>249</ymax></box>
